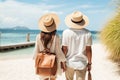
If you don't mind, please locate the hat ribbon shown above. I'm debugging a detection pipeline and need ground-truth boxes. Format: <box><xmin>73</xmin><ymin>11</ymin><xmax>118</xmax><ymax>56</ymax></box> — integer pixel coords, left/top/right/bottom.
<box><xmin>44</xmin><ymin>20</ymin><xmax>55</xmax><ymax>27</ymax></box>
<box><xmin>71</xmin><ymin>19</ymin><xmax>83</xmax><ymax>23</ymax></box>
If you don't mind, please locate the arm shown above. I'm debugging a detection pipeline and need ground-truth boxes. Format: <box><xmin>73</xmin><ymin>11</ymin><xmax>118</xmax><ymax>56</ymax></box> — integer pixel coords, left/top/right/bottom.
<box><xmin>62</xmin><ymin>46</ymin><xmax>68</xmax><ymax>56</ymax></box>
<box><xmin>61</xmin><ymin>46</ymin><xmax>67</xmax><ymax>71</ymax></box>
<box><xmin>86</xmin><ymin>46</ymin><xmax>92</xmax><ymax>71</ymax></box>
<box><xmin>55</xmin><ymin>35</ymin><xmax>66</xmax><ymax>71</ymax></box>
<box><xmin>33</xmin><ymin>35</ymin><xmax>39</xmax><ymax>59</ymax></box>
<box><xmin>86</xmin><ymin>31</ymin><xmax>92</xmax><ymax>71</ymax></box>
<box><xmin>61</xmin><ymin>30</ymin><xmax>68</xmax><ymax>71</ymax></box>
<box><xmin>55</xmin><ymin>35</ymin><xmax>66</xmax><ymax>62</ymax></box>
<box><xmin>61</xmin><ymin>30</ymin><xmax>68</xmax><ymax>56</ymax></box>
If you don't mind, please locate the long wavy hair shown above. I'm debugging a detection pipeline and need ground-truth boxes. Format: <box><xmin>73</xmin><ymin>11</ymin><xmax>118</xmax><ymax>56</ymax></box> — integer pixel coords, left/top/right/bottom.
<box><xmin>40</xmin><ymin>30</ymin><xmax>56</xmax><ymax>48</ymax></box>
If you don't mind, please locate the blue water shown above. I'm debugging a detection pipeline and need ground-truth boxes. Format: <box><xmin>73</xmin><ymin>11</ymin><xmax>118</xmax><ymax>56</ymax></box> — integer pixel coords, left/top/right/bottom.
<box><xmin>0</xmin><ymin>29</ymin><xmax>99</xmax><ymax>46</ymax></box>
<box><xmin>0</xmin><ymin>29</ymin><xmax>100</xmax><ymax>59</ymax></box>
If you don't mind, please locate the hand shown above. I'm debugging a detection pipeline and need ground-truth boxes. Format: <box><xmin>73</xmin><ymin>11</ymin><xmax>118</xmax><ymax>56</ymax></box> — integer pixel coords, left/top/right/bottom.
<box><xmin>87</xmin><ymin>63</ymin><xmax>92</xmax><ymax>71</ymax></box>
<box><xmin>61</xmin><ymin>62</ymin><xmax>67</xmax><ymax>72</ymax></box>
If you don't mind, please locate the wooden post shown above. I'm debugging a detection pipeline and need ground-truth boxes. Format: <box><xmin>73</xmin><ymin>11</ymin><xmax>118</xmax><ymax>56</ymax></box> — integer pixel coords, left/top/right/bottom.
<box><xmin>26</xmin><ymin>33</ymin><xmax>30</xmax><ymax>42</ymax></box>
<box><xmin>0</xmin><ymin>32</ymin><xmax>1</xmax><ymax>45</ymax></box>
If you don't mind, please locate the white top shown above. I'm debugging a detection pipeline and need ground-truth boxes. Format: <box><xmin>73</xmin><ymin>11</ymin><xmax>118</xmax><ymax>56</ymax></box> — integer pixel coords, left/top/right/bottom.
<box><xmin>33</xmin><ymin>33</ymin><xmax>66</xmax><ymax>76</ymax></box>
<box><xmin>62</xmin><ymin>28</ymin><xmax>92</xmax><ymax>70</ymax></box>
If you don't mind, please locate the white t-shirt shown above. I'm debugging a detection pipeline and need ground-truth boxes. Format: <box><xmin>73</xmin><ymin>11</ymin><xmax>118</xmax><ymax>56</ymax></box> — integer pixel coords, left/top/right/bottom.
<box><xmin>62</xmin><ymin>28</ymin><xmax>92</xmax><ymax>70</ymax></box>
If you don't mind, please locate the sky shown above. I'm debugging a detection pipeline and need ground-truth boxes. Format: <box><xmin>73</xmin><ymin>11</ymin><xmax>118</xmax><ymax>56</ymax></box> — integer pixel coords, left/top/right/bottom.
<box><xmin>0</xmin><ymin>0</ymin><xmax>116</xmax><ymax>31</ymax></box>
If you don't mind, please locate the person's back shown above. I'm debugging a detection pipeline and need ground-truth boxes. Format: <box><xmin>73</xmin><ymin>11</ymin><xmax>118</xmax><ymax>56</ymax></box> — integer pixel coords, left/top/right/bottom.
<box><xmin>62</xmin><ymin>28</ymin><xmax>92</xmax><ymax>69</ymax></box>
<box><xmin>62</xmin><ymin>11</ymin><xmax>92</xmax><ymax>80</ymax></box>
<box><xmin>33</xmin><ymin>13</ymin><xmax>66</xmax><ymax>80</ymax></box>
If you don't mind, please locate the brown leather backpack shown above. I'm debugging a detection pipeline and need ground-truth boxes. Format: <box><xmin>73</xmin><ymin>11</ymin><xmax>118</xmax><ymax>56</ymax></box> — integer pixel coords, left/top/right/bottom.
<box><xmin>35</xmin><ymin>35</ymin><xmax>57</xmax><ymax>76</ymax></box>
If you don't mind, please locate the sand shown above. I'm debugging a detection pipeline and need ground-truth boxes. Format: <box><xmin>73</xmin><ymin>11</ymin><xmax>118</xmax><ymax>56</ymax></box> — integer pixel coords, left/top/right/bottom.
<box><xmin>0</xmin><ymin>43</ymin><xmax>120</xmax><ymax>80</ymax></box>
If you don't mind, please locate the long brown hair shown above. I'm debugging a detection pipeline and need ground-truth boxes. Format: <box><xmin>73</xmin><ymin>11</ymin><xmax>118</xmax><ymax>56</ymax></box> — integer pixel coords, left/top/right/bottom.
<box><xmin>41</xmin><ymin>30</ymin><xmax>56</xmax><ymax>48</ymax></box>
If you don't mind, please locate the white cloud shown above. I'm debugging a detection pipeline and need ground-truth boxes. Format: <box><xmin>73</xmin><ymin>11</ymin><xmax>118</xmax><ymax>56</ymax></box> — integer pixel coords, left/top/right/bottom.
<box><xmin>62</xmin><ymin>4</ymin><xmax>105</xmax><ymax>14</ymax></box>
<box><xmin>77</xmin><ymin>4</ymin><xmax>95</xmax><ymax>9</ymax></box>
<box><xmin>0</xmin><ymin>0</ymin><xmax>63</xmax><ymax>29</ymax></box>
<box><xmin>72</xmin><ymin>4</ymin><xmax>103</xmax><ymax>10</ymax></box>
<box><xmin>1</xmin><ymin>15</ymin><xmax>18</xmax><ymax>24</ymax></box>
<box><xmin>86</xmin><ymin>9</ymin><xmax>107</xmax><ymax>14</ymax></box>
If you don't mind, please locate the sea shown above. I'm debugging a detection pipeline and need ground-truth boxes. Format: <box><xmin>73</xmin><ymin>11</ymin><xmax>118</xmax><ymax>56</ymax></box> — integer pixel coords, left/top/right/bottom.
<box><xmin>0</xmin><ymin>29</ymin><xmax>100</xmax><ymax>60</ymax></box>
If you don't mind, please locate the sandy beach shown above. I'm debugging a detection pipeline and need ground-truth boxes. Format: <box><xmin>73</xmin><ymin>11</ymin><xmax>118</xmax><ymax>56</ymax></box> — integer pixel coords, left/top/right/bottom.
<box><xmin>0</xmin><ymin>43</ymin><xmax>120</xmax><ymax>80</ymax></box>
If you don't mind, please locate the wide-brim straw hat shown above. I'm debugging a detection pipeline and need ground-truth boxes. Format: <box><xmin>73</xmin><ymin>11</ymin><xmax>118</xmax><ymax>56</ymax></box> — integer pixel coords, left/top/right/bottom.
<box><xmin>65</xmin><ymin>11</ymin><xmax>89</xmax><ymax>29</ymax></box>
<box><xmin>39</xmin><ymin>13</ymin><xmax>60</xmax><ymax>32</ymax></box>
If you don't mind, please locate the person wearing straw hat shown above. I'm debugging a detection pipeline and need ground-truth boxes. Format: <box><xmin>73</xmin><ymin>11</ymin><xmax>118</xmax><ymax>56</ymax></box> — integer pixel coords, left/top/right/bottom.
<box><xmin>62</xmin><ymin>11</ymin><xmax>92</xmax><ymax>80</ymax></box>
<box><xmin>33</xmin><ymin>13</ymin><xmax>66</xmax><ymax>80</ymax></box>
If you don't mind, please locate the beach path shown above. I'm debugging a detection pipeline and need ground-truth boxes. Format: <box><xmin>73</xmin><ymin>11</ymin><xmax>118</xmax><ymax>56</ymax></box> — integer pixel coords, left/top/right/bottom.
<box><xmin>0</xmin><ymin>44</ymin><xmax>120</xmax><ymax>80</ymax></box>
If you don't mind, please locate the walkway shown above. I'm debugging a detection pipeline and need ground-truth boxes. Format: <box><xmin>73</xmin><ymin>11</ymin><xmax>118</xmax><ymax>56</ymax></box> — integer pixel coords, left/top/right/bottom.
<box><xmin>0</xmin><ymin>44</ymin><xmax>120</xmax><ymax>80</ymax></box>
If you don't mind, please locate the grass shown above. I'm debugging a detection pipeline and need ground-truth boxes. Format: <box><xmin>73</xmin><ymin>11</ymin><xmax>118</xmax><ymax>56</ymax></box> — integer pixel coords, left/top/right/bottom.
<box><xmin>100</xmin><ymin>13</ymin><xmax>120</xmax><ymax>62</ymax></box>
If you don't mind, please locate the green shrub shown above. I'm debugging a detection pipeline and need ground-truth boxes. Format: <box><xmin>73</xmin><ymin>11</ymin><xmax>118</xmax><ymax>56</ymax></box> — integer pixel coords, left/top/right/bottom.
<box><xmin>100</xmin><ymin>13</ymin><xmax>120</xmax><ymax>62</ymax></box>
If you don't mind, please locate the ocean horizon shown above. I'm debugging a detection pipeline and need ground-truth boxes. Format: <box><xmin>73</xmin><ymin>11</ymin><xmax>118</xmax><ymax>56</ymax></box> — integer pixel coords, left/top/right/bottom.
<box><xmin>0</xmin><ymin>29</ymin><xmax>100</xmax><ymax>46</ymax></box>
<box><xmin>0</xmin><ymin>29</ymin><xmax>100</xmax><ymax>60</ymax></box>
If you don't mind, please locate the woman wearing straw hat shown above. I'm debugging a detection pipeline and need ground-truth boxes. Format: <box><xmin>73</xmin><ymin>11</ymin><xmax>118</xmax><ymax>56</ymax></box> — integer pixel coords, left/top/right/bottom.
<box><xmin>33</xmin><ymin>13</ymin><xmax>66</xmax><ymax>80</ymax></box>
<box><xmin>62</xmin><ymin>11</ymin><xmax>92</xmax><ymax>80</ymax></box>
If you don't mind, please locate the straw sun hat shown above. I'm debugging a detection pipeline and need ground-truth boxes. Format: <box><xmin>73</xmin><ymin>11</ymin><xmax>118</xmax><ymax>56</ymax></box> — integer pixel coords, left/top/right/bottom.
<box><xmin>65</xmin><ymin>11</ymin><xmax>89</xmax><ymax>29</ymax></box>
<box><xmin>39</xmin><ymin>13</ymin><xmax>60</xmax><ymax>32</ymax></box>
